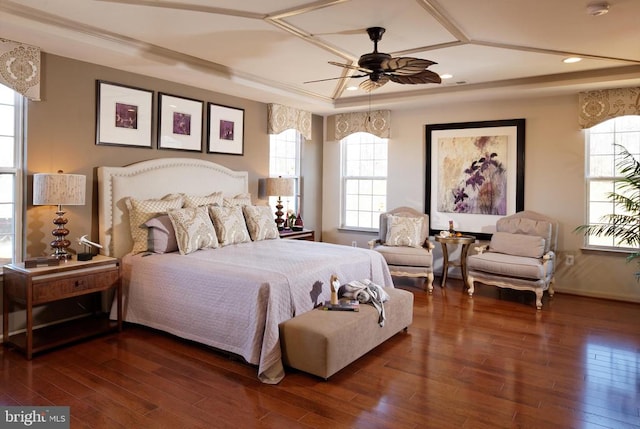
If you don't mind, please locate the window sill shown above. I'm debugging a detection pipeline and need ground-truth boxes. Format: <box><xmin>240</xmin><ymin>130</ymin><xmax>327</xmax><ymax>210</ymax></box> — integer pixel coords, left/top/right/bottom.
<box><xmin>580</xmin><ymin>246</ymin><xmax>637</xmax><ymax>256</ymax></box>
<box><xmin>337</xmin><ymin>227</ymin><xmax>378</xmax><ymax>234</ymax></box>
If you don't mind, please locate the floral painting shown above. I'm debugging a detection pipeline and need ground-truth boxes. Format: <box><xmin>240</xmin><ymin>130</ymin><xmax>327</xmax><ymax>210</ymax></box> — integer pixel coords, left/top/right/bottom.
<box><xmin>425</xmin><ymin>119</ymin><xmax>525</xmax><ymax>239</ymax></box>
<box><xmin>437</xmin><ymin>135</ymin><xmax>508</xmax><ymax>215</ymax></box>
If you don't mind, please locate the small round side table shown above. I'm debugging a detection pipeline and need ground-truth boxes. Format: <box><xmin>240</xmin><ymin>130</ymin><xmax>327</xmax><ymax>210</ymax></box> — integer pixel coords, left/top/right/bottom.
<box><xmin>434</xmin><ymin>234</ymin><xmax>476</xmax><ymax>288</ymax></box>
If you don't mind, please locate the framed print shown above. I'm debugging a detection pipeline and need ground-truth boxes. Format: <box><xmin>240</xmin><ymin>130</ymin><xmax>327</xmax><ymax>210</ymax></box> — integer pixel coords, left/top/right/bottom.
<box><xmin>96</xmin><ymin>80</ymin><xmax>153</xmax><ymax>148</ymax></box>
<box><xmin>157</xmin><ymin>93</ymin><xmax>203</xmax><ymax>151</ymax></box>
<box><xmin>425</xmin><ymin>118</ymin><xmax>525</xmax><ymax>240</ymax></box>
<box><xmin>207</xmin><ymin>103</ymin><xmax>244</xmax><ymax>155</ymax></box>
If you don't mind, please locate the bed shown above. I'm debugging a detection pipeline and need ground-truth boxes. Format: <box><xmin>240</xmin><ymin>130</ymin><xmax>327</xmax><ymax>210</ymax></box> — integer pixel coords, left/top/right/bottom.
<box><xmin>97</xmin><ymin>157</ymin><xmax>393</xmax><ymax>384</ymax></box>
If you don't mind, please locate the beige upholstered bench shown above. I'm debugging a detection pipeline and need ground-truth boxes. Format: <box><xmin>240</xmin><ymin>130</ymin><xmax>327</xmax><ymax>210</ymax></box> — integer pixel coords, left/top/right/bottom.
<box><xmin>279</xmin><ymin>287</ymin><xmax>414</xmax><ymax>379</ymax></box>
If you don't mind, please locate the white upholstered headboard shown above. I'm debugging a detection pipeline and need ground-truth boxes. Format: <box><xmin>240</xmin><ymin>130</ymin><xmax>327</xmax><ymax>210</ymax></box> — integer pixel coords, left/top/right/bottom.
<box><xmin>97</xmin><ymin>157</ymin><xmax>249</xmax><ymax>258</ymax></box>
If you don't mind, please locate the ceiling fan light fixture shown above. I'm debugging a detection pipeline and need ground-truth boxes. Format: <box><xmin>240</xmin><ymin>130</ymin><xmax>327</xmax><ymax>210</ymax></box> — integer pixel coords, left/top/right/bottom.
<box><xmin>563</xmin><ymin>57</ymin><xmax>582</xmax><ymax>64</ymax></box>
<box><xmin>440</xmin><ymin>73</ymin><xmax>453</xmax><ymax>79</ymax></box>
<box><xmin>307</xmin><ymin>27</ymin><xmax>440</xmax><ymax>91</ymax></box>
<box><xmin>586</xmin><ymin>2</ymin><xmax>609</xmax><ymax>16</ymax></box>
<box><xmin>346</xmin><ymin>85</ymin><xmax>358</xmax><ymax>91</ymax></box>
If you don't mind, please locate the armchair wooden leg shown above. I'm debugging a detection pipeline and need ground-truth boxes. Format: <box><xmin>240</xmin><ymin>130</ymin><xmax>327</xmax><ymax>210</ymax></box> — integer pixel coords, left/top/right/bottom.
<box><xmin>535</xmin><ymin>289</ymin><xmax>544</xmax><ymax>310</ymax></box>
<box><xmin>424</xmin><ymin>273</ymin><xmax>434</xmax><ymax>294</ymax></box>
<box><xmin>467</xmin><ymin>276</ymin><xmax>475</xmax><ymax>297</ymax></box>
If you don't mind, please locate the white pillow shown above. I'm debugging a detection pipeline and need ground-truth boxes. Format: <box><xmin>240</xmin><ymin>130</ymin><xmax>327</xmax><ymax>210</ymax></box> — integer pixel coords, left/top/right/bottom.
<box><xmin>385</xmin><ymin>214</ymin><xmax>424</xmax><ymax>248</ymax></box>
<box><xmin>243</xmin><ymin>205</ymin><xmax>279</xmax><ymax>241</ymax></box>
<box><xmin>183</xmin><ymin>192</ymin><xmax>223</xmax><ymax>208</ymax></box>
<box><xmin>208</xmin><ymin>205</ymin><xmax>251</xmax><ymax>246</ymax></box>
<box><xmin>125</xmin><ymin>195</ymin><xmax>183</xmax><ymax>254</ymax></box>
<box><xmin>223</xmin><ymin>193</ymin><xmax>252</xmax><ymax>207</ymax></box>
<box><xmin>490</xmin><ymin>231</ymin><xmax>545</xmax><ymax>258</ymax></box>
<box><xmin>167</xmin><ymin>206</ymin><xmax>219</xmax><ymax>255</ymax></box>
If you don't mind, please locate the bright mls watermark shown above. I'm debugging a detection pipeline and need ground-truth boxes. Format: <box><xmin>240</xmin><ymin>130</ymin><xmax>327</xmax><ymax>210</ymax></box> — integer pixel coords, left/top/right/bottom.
<box><xmin>0</xmin><ymin>407</ymin><xmax>69</xmax><ymax>428</ymax></box>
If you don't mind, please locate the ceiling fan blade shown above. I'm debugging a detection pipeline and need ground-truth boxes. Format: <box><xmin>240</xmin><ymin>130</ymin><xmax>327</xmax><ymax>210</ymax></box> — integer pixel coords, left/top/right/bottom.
<box><xmin>304</xmin><ymin>74</ymin><xmax>368</xmax><ymax>84</ymax></box>
<box><xmin>359</xmin><ymin>75</ymin><xmax>390</xmax><ymax>92</ymax></box>
<box><xmin>382</xmin><ymin>57</ymin><xmax>437</xmax><ymax>76</ymax></box>
<box><xmin>389</xmin><ymin>69</ymin><xmax>442</xmax><ymax>84</ymax></box>
<box><xmin>328</xmin><ymin>61</ymin><xmax>372</xmax><ymax>73</ymax></box>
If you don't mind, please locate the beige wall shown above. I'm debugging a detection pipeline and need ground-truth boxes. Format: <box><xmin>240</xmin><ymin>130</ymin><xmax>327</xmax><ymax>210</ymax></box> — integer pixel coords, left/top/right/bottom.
<box><xmin>322</xmin><ymin>95</ymin><xmax>640</xmax><ymax>303</ymax></box>
<box><xmin>25</xmin><ymin>54</ymin><xmax>322</xmax><ymax>258</ymax></box>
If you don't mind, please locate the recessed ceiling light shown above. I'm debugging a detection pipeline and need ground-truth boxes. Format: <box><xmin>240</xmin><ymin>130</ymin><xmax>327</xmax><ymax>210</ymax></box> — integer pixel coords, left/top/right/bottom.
<box><xmin>586</xmin><ymin>2</ymin><xmax>609</xmax><ymax>16</ymax></box>
<box><xmin>563</xmin><ymin>57</ymin><xmax>582</xmax><ymax>64</ymax></box>
<box><xmin>346</xmin><ymin>86</ymin><xmax>358</xmax><ymax>91</ymax></box>
<box><xmin>439</xmin><ymin>74</ymin><xmax>453</xmax><ymax>79</ymax></box>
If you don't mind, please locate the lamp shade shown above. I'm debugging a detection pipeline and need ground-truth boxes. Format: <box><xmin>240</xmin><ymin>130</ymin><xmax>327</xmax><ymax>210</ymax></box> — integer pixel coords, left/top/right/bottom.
<box><xmin>265</xmin><ymin>177</ymin><xmax>294</xmax><ymax>197</ymax></box>
<box><xmin>33</xmin><ymin>171</ymin><xmax>86</xmax><ymax>206</ymax></box>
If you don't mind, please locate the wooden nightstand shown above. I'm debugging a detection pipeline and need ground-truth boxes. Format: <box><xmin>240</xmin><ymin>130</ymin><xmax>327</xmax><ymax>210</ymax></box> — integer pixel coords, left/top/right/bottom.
<box><xmin>2</xmin><ymin>254</ymin><xmax>122</xmax><ymax>359</ymax></box>
<box><xmin>279</xmin><ymin>229</ymin><xmax>315</xmax><ymax>241</ymax></box>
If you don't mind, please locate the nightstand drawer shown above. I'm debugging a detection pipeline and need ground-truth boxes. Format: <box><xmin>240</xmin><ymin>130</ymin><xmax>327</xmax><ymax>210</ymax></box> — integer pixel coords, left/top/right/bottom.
<box><xmin>32</xmin><ymin>269</ymin><xmax>119</xmax><ymax>304</ymax></box>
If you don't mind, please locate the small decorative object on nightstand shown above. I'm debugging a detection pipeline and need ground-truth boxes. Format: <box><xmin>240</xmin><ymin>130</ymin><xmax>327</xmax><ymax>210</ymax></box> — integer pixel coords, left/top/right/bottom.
<box><xmin>77</xmin><ymin>234</ymin><xmax>103</xmax><ymax>261</ymax></box>
<box><xmin>2</xmin><ymin>255</ymin><xmax>122</xmax><ymax>359</ymax></box>
<box><xmin>292</xmin><ymin>213</ymin><xmax>304</xmax><ymax>231</ymax></box>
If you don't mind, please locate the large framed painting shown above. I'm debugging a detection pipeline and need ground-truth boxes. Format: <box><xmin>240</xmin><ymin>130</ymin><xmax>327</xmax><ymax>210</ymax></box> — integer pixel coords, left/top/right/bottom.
<box><xmin>96</xmin><ymin>80</ymin><xmax>153</xmax><ymax>148</ymax></box>
<box><xmin>425</xmin><ymin>118</ymin><xmax>525</xmax><ymax>240</ymax></box>
<box><xmin>207</xmin><ymin>103</ymin><xmax>244</xmax><ymax>155</ymax></box>
<box><xmin>157</xmin><ymin>93</ymin><xmax>203</xmax><ymax>151</ymax></box>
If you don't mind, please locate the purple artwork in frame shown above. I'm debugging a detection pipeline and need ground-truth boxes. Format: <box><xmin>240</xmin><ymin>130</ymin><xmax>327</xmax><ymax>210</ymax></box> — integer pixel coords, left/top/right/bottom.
<box><xmin>219</xmin><ymin>120</ymin><xmax>234</xmax><ymax>140</ymax></box>
<box><xmin>173</xmin><ymin>112</ymin><xmax>191</xmax><ymax>136</ymax></box>
<box><xmin>157</xmin><ymin>92</ymin><xmax>203</xmax><ymax>152</ymax></box>
<box><xmin>425</xmin><ymin>119</ymin><xmax>525</xmax><ymax>240</ymax></box>
<box><xmin>115</xmin><ymin>103</ymin><xmax>138</xmax><ymax>129</ymax></box>
<box><xmin>96</xmin><ymin>80</ymin><xmax>153</xmax><ymax>148</ymax></box>
<box><xmin>207</xmin><ymin>102</ymin><xmax>244</xmax><ymax>155</ymax></box>
<box><xmin>437</xmin><ymin>134</ymin><xmax>508</xmax><ymax>215</ymax></box>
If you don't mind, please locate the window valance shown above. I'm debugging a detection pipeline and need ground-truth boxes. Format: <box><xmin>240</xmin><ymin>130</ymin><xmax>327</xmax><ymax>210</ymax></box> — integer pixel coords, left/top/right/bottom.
<box><xmin>578</xmin><ymin>87</ymin><xmax>640</xmax><ymax>129</ymax></box>
<box><xmin>0</xmin><ymin>38</ymin><xmax>41</xmax><ymax>100</ymax></box>
<box><xmin>331</xmin><ymin>110</ymin><xmax>391</xmax><ymax>140</ymax></box>
<box><xmin>267</xmin><ymin>103</ymin><xmax>312</xmax><ymax>140</ymax></box>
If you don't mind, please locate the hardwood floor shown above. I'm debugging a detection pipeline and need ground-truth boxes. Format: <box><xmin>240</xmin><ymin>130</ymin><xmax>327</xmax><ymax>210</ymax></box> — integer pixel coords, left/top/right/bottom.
<box><xmin>1</xmin><ymin>278</ymin><xmax>639</xmax><ymax>428</ymax></box>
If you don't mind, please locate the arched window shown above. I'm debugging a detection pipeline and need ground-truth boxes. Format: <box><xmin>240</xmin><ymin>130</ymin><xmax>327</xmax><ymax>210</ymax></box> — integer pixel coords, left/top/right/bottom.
<box><xmin>584</xmin><ymin>115</ymin><xmax>640</xmax><ymax>249</ymax></box>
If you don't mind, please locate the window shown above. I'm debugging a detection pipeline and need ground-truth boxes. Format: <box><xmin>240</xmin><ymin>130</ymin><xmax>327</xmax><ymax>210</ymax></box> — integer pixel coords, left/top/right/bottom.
<box><xmin>585</xmin><ymin>115</ymin><xmax>640</xmax><ymax>249</ymax></box>
<box><xmin>269</xmin><ymin>128</ymin><xmax>301</xmax><ymax>215</ymax></box>
<box><xmin>0</xmin><ymin>83</ymin><xmax>24</xmax><ymax>265</ymax></box>
<box><xmin>341</xmin><ymin>132</ymin><xmax>387</xmax><ymax>230</ymax></box>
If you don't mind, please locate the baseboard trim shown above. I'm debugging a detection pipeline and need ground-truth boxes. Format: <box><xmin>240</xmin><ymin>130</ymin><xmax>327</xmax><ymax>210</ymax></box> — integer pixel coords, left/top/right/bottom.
<box><xmin>553</xmin><ymin>288</ymin><xmax>640</xmax><ymax>304</ymax></box>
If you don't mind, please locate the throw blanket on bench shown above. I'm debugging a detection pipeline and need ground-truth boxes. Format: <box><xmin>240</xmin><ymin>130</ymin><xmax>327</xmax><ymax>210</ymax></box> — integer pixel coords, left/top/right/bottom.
<box><xmin>340</xmin><ymin>279</ymin><xmax>390</xmax><ymax>327</ymax></box>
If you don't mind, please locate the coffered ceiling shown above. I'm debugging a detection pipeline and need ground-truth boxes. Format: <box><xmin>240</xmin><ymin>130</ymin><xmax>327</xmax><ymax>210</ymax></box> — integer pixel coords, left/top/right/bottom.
<box><xmin>1</xmin><ymin>0</ymin><xmax>639</xmax><ymax>114</ymax></box>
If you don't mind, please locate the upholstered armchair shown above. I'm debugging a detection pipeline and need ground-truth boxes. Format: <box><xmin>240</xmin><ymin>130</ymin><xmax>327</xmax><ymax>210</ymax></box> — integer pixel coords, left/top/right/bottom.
<box><xmin>368</xmin><ymin>207</ymin><xmax>435</xmax><ymax>293</ymax></box>
<box><xmin>466</xmin><ymin>211</ymin><xmax>559</xmax><ymax>309</ymax></box>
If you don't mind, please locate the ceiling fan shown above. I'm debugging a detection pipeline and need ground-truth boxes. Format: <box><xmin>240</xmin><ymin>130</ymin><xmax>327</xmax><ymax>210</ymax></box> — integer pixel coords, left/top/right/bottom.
<box><xmin>306</xmin><ymin>27</ymin><xmax>442</xmax><ymax>92</ymax></box>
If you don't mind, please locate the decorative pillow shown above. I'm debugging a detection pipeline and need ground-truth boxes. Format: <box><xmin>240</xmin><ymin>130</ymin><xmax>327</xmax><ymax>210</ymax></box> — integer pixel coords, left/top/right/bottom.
<box><xmin>385</xmin><ymin>214</ymin><xmax>424</xmax><ymax>248</ymax></box>
<box><xmin>243</xmin><ymin>205</ymin><xmax>279</xmax><ymax>241</ymax></box>
<box><xmin>144</xmin><ymin>214</ymin><xmax>178</xmax><ymax>254</ymax></box>
<box><xmin>183</xmin><ymin>192</ymin><xmax>223</xmax><ymax>208</ymax></box>
<box><xmin>490</xmin><ymin>231</ymin><xmax>545</xmax><ymax>258</ymax></box>
<box><xmin>223</xmin><ymin>193</ymin><xmax>252</xmax><ymax>207</ymax></box>
<box><xmin>208</xmin><ymin>205</ymin><xmax>251</xmax><ymax>246</ymax></box>
<box><xmin>167</xmin><ymin>206</ymin><xmax>219</xmax><ymax>255</ymax></box>
<box><xmin>497</xmin><ymin>217</ymin><xmax>552</xmax><ymax>253</ymax></box>
<box><xmin>125</xmin><ymin>195</ymin><xmax>183</xmax><ymax>254</ymax></box>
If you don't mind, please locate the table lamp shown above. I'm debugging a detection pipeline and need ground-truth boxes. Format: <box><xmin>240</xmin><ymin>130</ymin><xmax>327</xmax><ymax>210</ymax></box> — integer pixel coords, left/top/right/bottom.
<box><xmin>33</xmin><ymin>170</ymin><xmax>86</xmax><ymax>260</ymax></box>
<box><xmin>264</xmin><ymin>176</ymin><xmax>294</xmax><ymax>230</ymax></box>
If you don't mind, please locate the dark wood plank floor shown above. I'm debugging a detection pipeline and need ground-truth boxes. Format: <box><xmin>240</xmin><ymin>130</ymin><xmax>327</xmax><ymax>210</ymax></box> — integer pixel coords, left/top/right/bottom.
<box><xmin>2</xmin><ymin>278</ymin><xmax>639</xmax><ymax>428</ymax></box>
